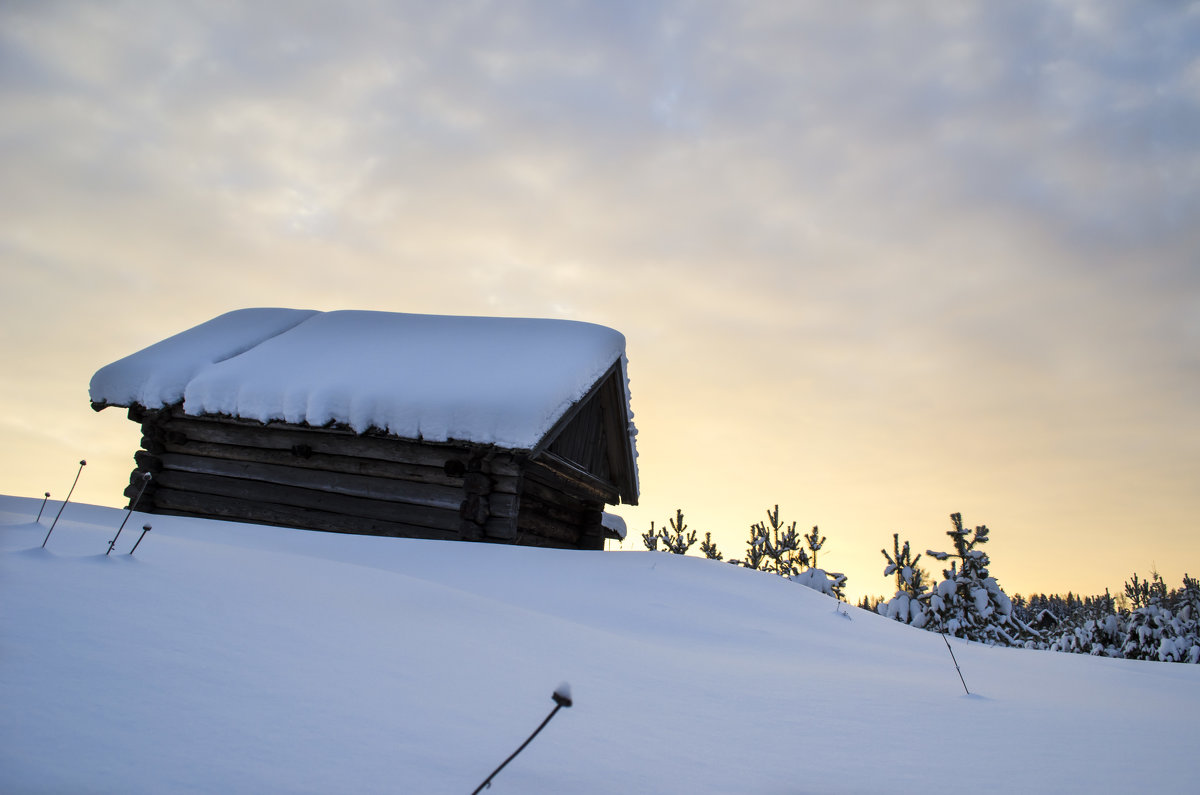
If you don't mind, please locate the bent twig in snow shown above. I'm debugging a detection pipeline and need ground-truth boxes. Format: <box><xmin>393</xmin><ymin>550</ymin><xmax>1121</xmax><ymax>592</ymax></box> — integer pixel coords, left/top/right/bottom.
<box><xmin>36</xmin><ymin>492</ymin><xmax>51</xmax><ymax>523</ymax></box>
<box><xmin>129</xmin><ymin>524</ymin><xmax>152</xmax><ymax>556</ymax></box>
<box><xmin>42</xmin><ymin>460</ymin><xmax>85</xmax><ymax>549</ymax></box>
<box><xmin>472</xmin><ymin>684</ymin><xmax>573</xmax><ymax>794</ymax></box>
<box><xmin>108</xmin><ymin>472</ymin><xmax>152</xmax><ymax>555</ymax></box>
<box><xmin>942</xmin><ymin>633</ymin><xmax>970</xmax><ymax>695</ymax></box>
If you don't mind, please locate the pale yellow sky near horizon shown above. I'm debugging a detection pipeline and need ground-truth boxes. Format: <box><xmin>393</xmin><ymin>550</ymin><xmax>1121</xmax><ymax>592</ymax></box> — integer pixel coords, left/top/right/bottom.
<box><xmin>3</xmin><ymin>1</ymin><xmax>1198</xmax><ymax>600</ymax></box>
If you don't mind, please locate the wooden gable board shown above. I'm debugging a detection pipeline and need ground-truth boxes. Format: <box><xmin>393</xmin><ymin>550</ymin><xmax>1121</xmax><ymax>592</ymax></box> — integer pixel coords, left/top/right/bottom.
<box><xmin>533</xmin><ymin>360</ymin><xmax>638</xmax><ymax>505</ymax></box>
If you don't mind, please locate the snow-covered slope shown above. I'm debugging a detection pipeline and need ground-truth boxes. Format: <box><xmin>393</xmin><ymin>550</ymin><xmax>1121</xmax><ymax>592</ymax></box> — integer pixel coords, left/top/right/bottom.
<box><xmin>2</xmin><ymin>494</ymin><xmax>1197</xmax><ymax>793</ymax></box>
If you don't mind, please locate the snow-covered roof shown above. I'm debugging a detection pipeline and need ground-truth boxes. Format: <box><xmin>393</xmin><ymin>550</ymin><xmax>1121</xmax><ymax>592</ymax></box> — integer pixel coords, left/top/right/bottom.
<box><xmin>90</xmin><ymin>308</ymin><xmax>635</xmax><ymax>452</ymax></box>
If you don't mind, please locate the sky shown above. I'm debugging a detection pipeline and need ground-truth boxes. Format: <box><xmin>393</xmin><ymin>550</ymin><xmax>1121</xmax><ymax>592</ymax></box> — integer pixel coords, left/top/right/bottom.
<box><xmin>2</xmin><ymin>0</ymin><xmax>1198</xmax><ymax>600</ymax></box>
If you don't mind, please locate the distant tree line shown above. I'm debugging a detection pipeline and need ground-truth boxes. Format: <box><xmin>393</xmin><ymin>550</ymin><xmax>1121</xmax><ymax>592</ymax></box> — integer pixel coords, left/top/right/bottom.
<box><xmin>865</xmin><ymin>513</ymin><xmax>1199</xmax><ymax>664</ymax></box>
<box><xmin>641</xmin><ymin>508</ymin><xmax>1199</xmax><ymax>665</ymax></box>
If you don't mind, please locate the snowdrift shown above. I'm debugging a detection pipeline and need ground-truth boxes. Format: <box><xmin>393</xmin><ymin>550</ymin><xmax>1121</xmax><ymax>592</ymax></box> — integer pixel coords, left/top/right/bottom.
<box><xmin>2</xmin><ymin>495</ymin><xmax>1197</xmax><ymax>793</ymax></box>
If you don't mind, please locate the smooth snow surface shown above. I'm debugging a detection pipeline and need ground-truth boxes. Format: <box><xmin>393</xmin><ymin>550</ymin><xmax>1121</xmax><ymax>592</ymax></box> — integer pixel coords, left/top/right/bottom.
<box><xmin>3</xmin><ymin>495</ymin><xmax>1198</xmax><ymax>794</ymax></box>
<box><xmin>88</xmin><ymin>308</ymin><xmax>318</xmax><ymax>409</ymax></box>
<box><xmin>89</xmin><ymin>309</ymin><xmax>631</xmax><ymax>450</ymax></box>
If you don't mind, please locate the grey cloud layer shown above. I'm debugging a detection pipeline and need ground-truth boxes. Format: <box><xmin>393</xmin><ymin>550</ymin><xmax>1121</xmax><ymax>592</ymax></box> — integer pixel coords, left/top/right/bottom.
<box><xmin>2</xmin><ymin>2</ymin><xmax>1198</xmax><ymax>587</ymax></box>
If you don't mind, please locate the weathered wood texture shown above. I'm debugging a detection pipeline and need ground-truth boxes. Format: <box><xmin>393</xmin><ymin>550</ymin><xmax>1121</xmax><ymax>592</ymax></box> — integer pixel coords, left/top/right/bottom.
<box><xmin>538</xmin><ymin>365</ymin><xmax>637</xmax><ymax>506</ymax></box>
<box><xmin>123</xmin><ymin>407</ymin><xmax>611</xmax><ymax>549</ymax></box>
<box><xmin>513</xmin><ymin>457</ymin><xmax>608</xmax><ymax>550</ymax></box>
<box><xmin>154</xmin><ymin>488</ymin><xmax>461</xmax><ymax>540</ymax></box>
<box><xmin>548</xmin><ymin>389</ymin><xmax>611</xmax><ymax>483</ymax></box>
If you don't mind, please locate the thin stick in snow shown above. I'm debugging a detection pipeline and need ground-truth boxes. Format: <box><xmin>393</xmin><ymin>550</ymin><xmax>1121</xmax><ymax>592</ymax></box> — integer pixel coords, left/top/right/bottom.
<box><xmin>941</xmin><ymin>633</ymin><xmax>970</xmax><ymax>695</ymax></box>
<box><xmin>108</xmin><ymin>472</ymin><xmax>152</xmax><ymax>555</ymax></box>
<box><xmin>42</xmin><ymin>460</ymin><xmax>85</xmax><ymax>549</ymax></box>
<box><xmin>129</xmin><ymin>524</ymin><xmax>152</xmax><ymax>556</ymax></box>
<box><xmin>471</xmin><ymin>684</ymin><xmax>573</xmax><ymax>794</ymax></box>
<box><xmin>35</xmin><ymin>492</ymin><xmax>51</xmax><ymax>523</ymax></box>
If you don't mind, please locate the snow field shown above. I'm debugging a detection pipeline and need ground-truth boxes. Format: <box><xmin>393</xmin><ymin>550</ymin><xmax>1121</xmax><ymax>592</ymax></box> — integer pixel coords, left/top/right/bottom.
<box><xmin>2</xmin><ymin>495</ymin><xmax>1198</xmax><ymax>793</ymax></box>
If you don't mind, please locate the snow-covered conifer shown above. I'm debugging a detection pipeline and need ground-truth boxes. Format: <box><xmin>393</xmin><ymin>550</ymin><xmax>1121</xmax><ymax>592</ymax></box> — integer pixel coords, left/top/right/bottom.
<box><xmin>920</xmin><ymin>513</ymin><xmax>1031</xmax><ymax>646</ymax></box>
<box><xmin>877</xmin><ymin>533</ymin><xmax>930</xmax><ymax>627</ymax></box>
<box><xmin>1118</xmin><ymin>572</ymin><xmax>1200</xmax><ymax>663</ymax></box>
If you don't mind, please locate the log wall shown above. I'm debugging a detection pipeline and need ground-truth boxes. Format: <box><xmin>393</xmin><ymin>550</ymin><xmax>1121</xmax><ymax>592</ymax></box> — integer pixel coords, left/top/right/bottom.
<box><xmin>122</xmin><ymin>406</ymin><xmax>611</xmax><ymax>549</ymax></box>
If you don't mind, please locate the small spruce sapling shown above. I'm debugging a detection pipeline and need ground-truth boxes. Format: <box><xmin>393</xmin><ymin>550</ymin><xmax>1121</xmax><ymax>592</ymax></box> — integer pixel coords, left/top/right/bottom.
<box><xmin>699</xmin><ymin>532</ymin><xmax>724</xmax><ymax>560</ymax></box>
<box><xmin>642</xmin><ymin>510</ymin><xmax>697</xmax><ymax>554</ymax></box>
<box><xmin>660</xmin><ymin>510</ymin><xmax>698</xmax><ymax>554</ymax></box>
<box><xmin>877</xmin><ymin>533</ymin><xmax>930</xmax><ymax>626</ymax></box>
<box><xmin>641</xmin><ymin>521</ymin><xmax>659</xmax><ymax>552</ymax></box>
<box><xmin>749</xmin><ymin>505</ymin><xmax>808</xmax><ymax>576</ymax></box>
<box><xmin>883</xmin><ymin>534</ymin><xmax>928</xmax><ymax>598</ymax></box>
<box><xmin>922</xmin><ymin>513</ymin><xmax>1029</xmax><ymax>646</ymax></box>
<box><xmin>804</xmin><ymin>526</ymin><xmax>825</xmax><ymax>569</ymax></box>
<box><xmin>1125</xmin><ymin>573</ymin><xmax>1150</xmax><ymax>609</ymax></box>
<box><xmin>739</xmin><ymin>522</ymin><xmax>770</xmax><ymax>571</ymax></box>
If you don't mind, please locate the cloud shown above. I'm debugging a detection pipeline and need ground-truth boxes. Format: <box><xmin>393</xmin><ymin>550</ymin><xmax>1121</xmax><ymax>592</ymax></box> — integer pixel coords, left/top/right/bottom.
<box><xmin>2</xmin><ymin>0</ymin><xmax>1198</xmax><ymax>595</ymax></box>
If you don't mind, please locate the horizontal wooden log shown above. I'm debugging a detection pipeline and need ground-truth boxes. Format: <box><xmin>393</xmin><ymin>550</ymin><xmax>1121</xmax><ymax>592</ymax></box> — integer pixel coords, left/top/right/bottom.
<box><xmin>520</xmin><ymin>500</ymin><xmax>585</xmax><ymax>531</ymax></box>
<box><xmin>459</xmin><ymin>494</ymin><xmax>489</xmax><ymax>525</ymax></box>
<box><xmin>515</xmin><ymin>510</ymin><xmax>580</xmax><ymax>544</ymax></box>
<box><xmin>157</xmin><ymin>452</ymin><xmax>466</xmax><ymax>511</ymax></box>
<box><xmin>134</xmin><ymin>450</ymin><xmax>163</xmax><ymax>472</ymax></box>
<box><xmin>483</xmin><ymin>514</ymin><xmax>518</xmax><ymax>541</ymax></box>
<box><xmin>508</xmin><ymin>532</ymin><xmax>564</xmax><ymax>549</ymax></box>
<box><xmin>155</xmin><ymin>437</ymin><xmax>521</xmax><ymax>494</ymax></box>
<box><xmin>526</xmin><ymin>453</ymin><xmax>618</xmax><ymax>504</ymax></box>
<box><xmin>576</xmin><ymin>507</ymin><xmax>606</xmax><ymax>550</ymax></box>
<box><xmin>123</xmin><ymin>468</ymin><xmax>159</xmax><ymax>505</ymax></box>
<box><xmin>576</xmin><ymin>534</ymin><xmax>604</xmax><ymax>551</ymax></box>
<box><xmin>152</xmin><ymin>488</ymin><xmax>459</xmax><ymax>540</ymax></box>
<box><xmin>482</xmin><ymin>492</ymin><xmax>518</xmax><ymax>517</ymax></box>
<box><xmin>519</xmin><ymin>476</ymin><xmax>592</xmax><ymax>513</ymax></box>
<box><xmin>158</xmin><ymin>411</ymin><xmax>522</xmax><ymax>477</ymax></box>
<box><xmin>153</xmin><ymin>470</ymin><xmax>463</xmax><ymax>533</ymax></box>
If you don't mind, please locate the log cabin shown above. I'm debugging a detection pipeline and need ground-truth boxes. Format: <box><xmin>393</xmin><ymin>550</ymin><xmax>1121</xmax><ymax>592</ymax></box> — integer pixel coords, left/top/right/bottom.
<box><xmin>89</xmin><ymin>309</ymin><xmax>638</xmax><ymax>549</ymax></box>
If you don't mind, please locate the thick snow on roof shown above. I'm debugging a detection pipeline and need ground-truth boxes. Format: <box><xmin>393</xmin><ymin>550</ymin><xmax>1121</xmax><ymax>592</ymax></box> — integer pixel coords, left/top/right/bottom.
<box><xmin>90</xmin><ymin>308</ymin><xmax>633</xmax><ymax>450</ymax></box>
<box><xmin>601</xmin><ymin>511</ymin><xmax>627</xmax><ymax>540</ymax></box>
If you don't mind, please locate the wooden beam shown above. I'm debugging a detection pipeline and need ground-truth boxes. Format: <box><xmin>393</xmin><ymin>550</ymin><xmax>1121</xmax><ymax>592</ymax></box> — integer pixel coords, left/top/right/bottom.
<box><xmin>526</xmin><ymin>452</ymin><xmax>619</xmax><ymax>504</ymax></box>
<box><xmin>159</xmin><ymin>410</ymin><xmax>522</xmax><ymax>477</ymax></box>
<box><xmin>152</xmin><ymin>470</ymin><xmax>463</xmax><ymax>532</ymax></box>
<box><xmin>152</xmin><ymin>488</ymin><xmax>459</xmax><ymax>540</ymax></box>
<box><xmin>155</xmin><ymin>437</ymin><xmax>523</xmax><ymax>493</ymax></box>
<box><xmin>515</xmin><ymin>511</ymin><xmax>580</xmax><ymax>544</ymax></box>
<box><xmin>157</xmin><ymin>452</ymin><xmax>467</xmax><ymax>511</ymax></box>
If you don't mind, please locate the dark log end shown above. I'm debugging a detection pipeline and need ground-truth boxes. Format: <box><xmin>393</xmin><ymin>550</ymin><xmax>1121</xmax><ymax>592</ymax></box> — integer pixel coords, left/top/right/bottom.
<box><xmin>459</xmin><ymin>520</ymin><xmax>483</xmax><ymax>541</ymax></box>
<box><xmin>463</xmin><ymin>472</ymin><xmax>491</xmax><ymax>494</ymax></box>
<box><xmin>459</xmin><ymin>495</ymin><xmax>490</xmax><ymax>525</ymax></box>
